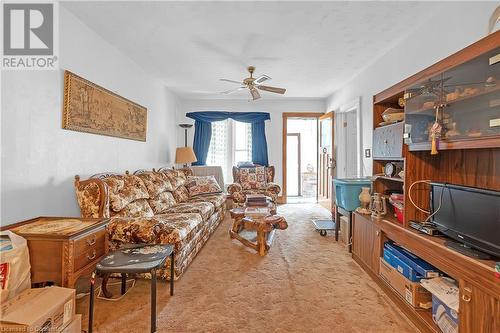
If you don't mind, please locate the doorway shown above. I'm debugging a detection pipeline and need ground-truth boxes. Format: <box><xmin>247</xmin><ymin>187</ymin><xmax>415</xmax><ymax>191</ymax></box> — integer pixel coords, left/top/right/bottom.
<box><xmin>282</xmin><ymin>113</ymin><xmax>323</xmax><ymax>204</ymax></box>
<box><xmin>286</xmin><ymin>133</ymin><xmax>301</xmax><ymax>196</ymax></box>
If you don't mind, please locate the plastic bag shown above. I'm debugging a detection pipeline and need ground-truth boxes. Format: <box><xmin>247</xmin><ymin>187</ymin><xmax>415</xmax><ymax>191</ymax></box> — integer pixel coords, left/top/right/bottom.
<box><xmin>0</xmin><ymin>231</ymin><xmax>31</xmax><ymax>301</ymax></box>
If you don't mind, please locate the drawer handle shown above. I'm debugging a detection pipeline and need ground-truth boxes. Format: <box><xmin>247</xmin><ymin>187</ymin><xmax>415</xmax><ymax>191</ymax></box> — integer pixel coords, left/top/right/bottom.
<box><xmin>87</xmin><ymin>250</ymin><xmax>97</xmax><ymax>261</ymax></box>
<box><xmin>86</xmin><ymin>236</ymin><xmax>96</xmax><ymax>246</ymax></box>
<box><xmin>462</xmin><ymin>294</ymin><xmax>471</xmax><ymax>303</ymax></box>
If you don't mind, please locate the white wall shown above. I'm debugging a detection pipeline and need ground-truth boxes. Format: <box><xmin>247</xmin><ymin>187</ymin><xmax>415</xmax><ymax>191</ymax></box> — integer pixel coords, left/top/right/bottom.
<box><xmin>177</xmin><ymin>98</ymin><xmax>325</xmax><ymax>188</ymax></box>
<box><xmin>326</xmin><ymin>2</ymin><xmax>498</xmax><ymax>176</ymax></box>
<box><xmin>1</xmin><ymin>7</ymin><xmax>179</xmax><ymax>225</ymax></box>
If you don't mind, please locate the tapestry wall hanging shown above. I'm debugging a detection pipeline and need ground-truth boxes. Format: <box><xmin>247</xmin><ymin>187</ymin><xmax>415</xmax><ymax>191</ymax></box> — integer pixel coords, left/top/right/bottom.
<box><xmin>62</xmin><ymin>70</ymin><xmax>147</xmax><ymax>141</ymax></box>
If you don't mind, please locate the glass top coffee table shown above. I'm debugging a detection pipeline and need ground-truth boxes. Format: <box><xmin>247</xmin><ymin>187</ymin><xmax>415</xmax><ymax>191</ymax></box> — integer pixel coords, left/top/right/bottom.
<box><xmin>229</xmin><ymin>202</ymin><xmax>287</xmax><ymax>256</ymax></box>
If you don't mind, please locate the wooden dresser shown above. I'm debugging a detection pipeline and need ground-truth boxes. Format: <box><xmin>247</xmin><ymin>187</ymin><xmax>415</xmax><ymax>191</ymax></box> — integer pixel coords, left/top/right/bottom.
<box><xmin>9</xmin><ymin>217</ymin><xmax>109</xmax><ymax>288</ymax></box>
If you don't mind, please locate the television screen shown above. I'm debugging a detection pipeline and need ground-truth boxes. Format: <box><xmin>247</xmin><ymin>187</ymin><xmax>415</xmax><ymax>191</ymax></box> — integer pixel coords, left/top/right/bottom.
<box><xmin>430</xmin><ymin>183</ymin><xmax>500</xmax><ymax>257</ymax></box>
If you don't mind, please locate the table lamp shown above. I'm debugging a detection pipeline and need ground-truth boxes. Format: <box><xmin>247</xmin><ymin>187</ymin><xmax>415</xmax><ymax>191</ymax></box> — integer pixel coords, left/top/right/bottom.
<box><xmin>175</xmin><ymin>147</ymin><xmax>197</xmax><ymax>167</ymax></box>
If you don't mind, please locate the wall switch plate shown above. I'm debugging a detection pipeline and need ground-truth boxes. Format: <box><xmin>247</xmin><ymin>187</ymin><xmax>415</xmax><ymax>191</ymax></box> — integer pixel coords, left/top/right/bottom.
<box><xmin>490</xmin><ymin>118</ymin><xmax>500</xmax><ymax>128</ymax></box>
<box><xmin>489</xmin><ymin>54</ymin><xmax>500</xmax><ymax>65</ymax></box>
<box><xmin>364</xmin><ymin>149</ymin><xmax>371</xmax><ymax>158</ymax></box>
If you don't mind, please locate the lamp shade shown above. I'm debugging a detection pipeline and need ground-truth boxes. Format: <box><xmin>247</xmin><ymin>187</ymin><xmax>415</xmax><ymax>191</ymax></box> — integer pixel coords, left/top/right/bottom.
<box><xmin>175</xmin><ymin>147</ymin><xmax>197</xmax><ymax>164</ymax></box>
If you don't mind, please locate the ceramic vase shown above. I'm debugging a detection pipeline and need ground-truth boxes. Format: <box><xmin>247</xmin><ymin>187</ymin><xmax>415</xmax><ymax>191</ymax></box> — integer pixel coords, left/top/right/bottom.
<box><xmin>357</xmin><ymin>187</ymin><xmax>371</xmax><ymax>214</ymax></box>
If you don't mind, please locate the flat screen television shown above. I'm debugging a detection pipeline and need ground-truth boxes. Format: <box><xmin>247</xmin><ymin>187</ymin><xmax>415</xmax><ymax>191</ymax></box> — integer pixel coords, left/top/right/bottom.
<box><xmin>430</xmin><ymin>182</ymin><xmax>500</xmax><ymax>259</ymax></box>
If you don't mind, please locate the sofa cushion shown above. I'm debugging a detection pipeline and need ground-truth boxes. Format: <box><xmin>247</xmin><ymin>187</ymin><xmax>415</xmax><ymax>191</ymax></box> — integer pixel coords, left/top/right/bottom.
<box><xmin>189</xmin><ymin>193</ymin><xmax>226</xmax><ymax>209</ymax></box>
<box><xmin>107</xmin><ymin>212</ymin><xmax>202</xmax><ymax>249</ymax></box>
<box><xmin>185</xmin><ymin>176</ymin><xmax>222</xmax><ymax>197</ymax></box>
<box><xmin>172</xmin><ymin>186</ymin><xmax>190</xmax><ymax>203</ymax></box>
<box><xmin>148</xmin><ymin>191</ymin><xmax>177</xmax><ymax>214</ymax></box>
<box><xmin>239</xmin><ymin>166</ymin><xmax>267</xmax><ymax>190</ymax></box>
<box><xmin>110</xmin><ymin>198</ymin><xmax>154</xmax><ymax>218</ymax></box>
<box><xmin>162</xmin><ymin>169</ymin><xmax>187</xmax><ymax>190</ymax></box>
<box><xmin>165</xmin><ymin>201</ymin><xmax>214</xmax><ymax>221</ymax></box>
<box><xmin>136</xmin><ymin>171</ymin><xmax>173</xmax><ymax>197</ymax></box>
<box><xmin>103</xmin><ymin>175</ymin><xmax>150</xmax><ymax>212</ymax></box>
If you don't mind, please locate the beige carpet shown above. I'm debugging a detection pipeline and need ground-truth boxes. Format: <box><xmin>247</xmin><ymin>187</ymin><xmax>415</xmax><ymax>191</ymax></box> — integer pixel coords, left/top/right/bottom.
<box><xmin>77</xmin><ymin>203</ymin><xmax>418</xmax><ymax>333</ymax></box>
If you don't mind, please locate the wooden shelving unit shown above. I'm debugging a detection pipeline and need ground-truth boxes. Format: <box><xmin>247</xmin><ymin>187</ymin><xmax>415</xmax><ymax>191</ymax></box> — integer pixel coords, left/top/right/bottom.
<box><xmin>351</xmin><ymin>30</ymin><xmax>500</xmax><ymax>333</ymax></box>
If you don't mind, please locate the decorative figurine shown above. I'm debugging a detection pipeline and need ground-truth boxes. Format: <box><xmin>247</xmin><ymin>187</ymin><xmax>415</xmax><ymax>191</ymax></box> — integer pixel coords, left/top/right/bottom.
<box><xmin>430</xmin><ymin>104</ymin><xmax>444</xmax><ymax>155</ymax></box>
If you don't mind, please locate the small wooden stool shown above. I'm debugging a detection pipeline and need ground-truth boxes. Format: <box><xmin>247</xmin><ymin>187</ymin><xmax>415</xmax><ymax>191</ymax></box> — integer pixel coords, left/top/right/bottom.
<box><xmin>88</xmin><ymin>244</ymin><xmax>174</xmax><ymax>333</ymax></box>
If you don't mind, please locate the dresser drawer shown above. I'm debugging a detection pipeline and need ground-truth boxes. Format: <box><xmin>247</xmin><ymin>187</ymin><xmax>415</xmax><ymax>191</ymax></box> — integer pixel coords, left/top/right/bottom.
<box><xmin>74</xmin><ymin>228</ymin><xmax>106</xmax><ymax>257</ymax></box>
<box><xmin>74</xmin><ymin>240</ymin><xmax>106</xmax><ymax>272</ymax></box>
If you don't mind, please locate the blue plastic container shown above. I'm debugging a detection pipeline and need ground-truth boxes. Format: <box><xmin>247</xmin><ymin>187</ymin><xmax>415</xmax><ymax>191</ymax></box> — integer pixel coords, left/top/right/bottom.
<box><xmin>333</xmin><ymin>178</ymin><xmax>372</xmax><ymax>211</ymax></box>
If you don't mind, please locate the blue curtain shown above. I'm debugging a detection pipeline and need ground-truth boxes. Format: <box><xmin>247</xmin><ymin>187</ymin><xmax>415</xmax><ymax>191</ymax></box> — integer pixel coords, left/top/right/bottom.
<box><xmin>186</xmin><ymin>111</ymin><xmax>270</xmax><ymax>166</ymax></box>
<box><xmin>192</xmin><ymin>120</ymin><xmax>212</xmax><ymax>166</ymax></box>
<box><xmin>251</xmin><ymin>121</ymin><xmax>269</xmax><ymax>166</ymax></box>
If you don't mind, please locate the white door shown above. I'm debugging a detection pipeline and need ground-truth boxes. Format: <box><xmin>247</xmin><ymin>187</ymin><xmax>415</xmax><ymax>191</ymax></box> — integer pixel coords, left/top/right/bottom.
<box><xmin>335</xmin><ymin>110</ymin><xmax>358</xmax><ymax>178</ymax></box>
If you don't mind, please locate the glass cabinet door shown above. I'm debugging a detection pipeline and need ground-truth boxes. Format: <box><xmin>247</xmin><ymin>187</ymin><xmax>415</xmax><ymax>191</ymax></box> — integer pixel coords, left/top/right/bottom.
<box><xmin>404</xmin><ymin>47</ymin><xmax>500</xmax><ymax>148</ymax></box>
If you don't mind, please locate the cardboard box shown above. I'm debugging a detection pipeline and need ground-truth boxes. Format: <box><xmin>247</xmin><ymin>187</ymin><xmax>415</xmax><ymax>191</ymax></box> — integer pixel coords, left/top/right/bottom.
<box><xmin>0</xmin><ymin>286</ymin><xmax>75</xmax><ymax>332</ymax></box>
<box><xmin>60</xmin><ymin>314</ymin><xmax>81</xmax><ymax>333</ymax></box>
<box><xmin>383</xmin><ymin>247</ymin><xmax>423</xmax><ymax>282</ymax></box>
<box><xmin>384</xmin><ymin>242</ymin><xmax>440</xmax><ymax>278</ymax></box>
<box><xmin>379</xmin><ymin>258</ymin><xmax>432</xmax><ymax>309</ymax></box>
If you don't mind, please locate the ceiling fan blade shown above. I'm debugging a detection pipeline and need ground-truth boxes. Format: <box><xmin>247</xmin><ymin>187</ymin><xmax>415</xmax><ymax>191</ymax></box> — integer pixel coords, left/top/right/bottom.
<box><xmin>257</xmin><ymin>85</ymin><xmax>286</xmax><ymax>94</ymax></box>
<box><xmin>250</xmin><ymin>88</ymin><xmax>261</xmax><ymax>100</ymax></box>
<box><xmin>220</xmin><ymin>78</ymin><xmax>243</xmax><ymax>85</ymax></box>
<box><xmin>220</xmin><ymin>87</ymin><xmax>246</xmax><ymax>95</ymax></box>
<box><xmin>253</xmin><ymin>75</ymin><xmax>271</xmax><ymax>85</ymax></box>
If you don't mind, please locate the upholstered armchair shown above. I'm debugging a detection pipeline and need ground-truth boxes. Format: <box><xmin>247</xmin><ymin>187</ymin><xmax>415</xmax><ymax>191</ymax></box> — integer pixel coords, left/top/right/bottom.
<box><xmin>227</xmin><ymin>165</ymin><xmax>281</xmax><ymax>206</ymax></box>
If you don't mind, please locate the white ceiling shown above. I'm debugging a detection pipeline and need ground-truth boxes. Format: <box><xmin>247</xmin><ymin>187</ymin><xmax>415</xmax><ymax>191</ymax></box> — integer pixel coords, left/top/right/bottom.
<box><xmin>61</xmin><ymin>1</ymin><xmax>444</xmax><ymax>100</ymax></box>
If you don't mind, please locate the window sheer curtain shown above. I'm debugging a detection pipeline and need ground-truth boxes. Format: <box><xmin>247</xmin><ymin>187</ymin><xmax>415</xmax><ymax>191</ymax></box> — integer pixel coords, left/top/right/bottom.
<box><xmin>186</xmin><ymin>111</ymin><xmax>270</xmax><ymax>166</ymax></box>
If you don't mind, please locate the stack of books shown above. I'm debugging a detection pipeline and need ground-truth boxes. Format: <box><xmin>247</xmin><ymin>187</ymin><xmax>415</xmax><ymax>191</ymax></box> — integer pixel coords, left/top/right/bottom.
<box><xmin>246</xmin><ymin>194</ymin><xmax>269</xmax><ymax>207</ymax></box>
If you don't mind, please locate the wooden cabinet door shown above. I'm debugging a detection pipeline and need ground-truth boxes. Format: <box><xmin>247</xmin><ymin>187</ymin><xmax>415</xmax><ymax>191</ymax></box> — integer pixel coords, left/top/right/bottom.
<box><xmin>459</xmin><ymin>280</ymin><xmax>500</xmax><ymax>333</ymax></box>
<box><xmin>352</xmin><ymin>213</ymin><xmax>381</xmax><ymax>274</ymax></box>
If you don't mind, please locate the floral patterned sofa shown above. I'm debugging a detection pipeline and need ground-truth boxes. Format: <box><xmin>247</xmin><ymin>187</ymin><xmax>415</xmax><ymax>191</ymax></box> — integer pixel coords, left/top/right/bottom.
<box><xmin>227</xmin><ymin>165</ymin><xmax>281</xmax><ymax>206</ymax></box>
<box><xmin>74</xmin><ymin>168</ymin><xmax>226</xmax><ymax>280</ymax></box>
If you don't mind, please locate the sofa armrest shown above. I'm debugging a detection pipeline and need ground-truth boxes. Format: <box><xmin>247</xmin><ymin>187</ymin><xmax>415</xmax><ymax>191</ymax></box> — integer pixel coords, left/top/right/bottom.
<box><xmin>74</xmin><ymin>176</ymin><xmax>110</xmax><ymax>218</ymax></box>
<box><xmin>265</xmin><ymin>182</ymin><xmax>281</xmax><ymax>195</ymax></box>
<box><xmin>227</xmin><ymin>183</ymin><xmax>243</xmax><ymax>195</ymax></box>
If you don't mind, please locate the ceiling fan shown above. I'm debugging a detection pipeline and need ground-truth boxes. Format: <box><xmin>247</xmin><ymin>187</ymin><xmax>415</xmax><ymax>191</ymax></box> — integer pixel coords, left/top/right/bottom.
<box><xmin>220</xmin><ymin>66</ymin><xmax>286</xmax><ymax>100</ymax></box>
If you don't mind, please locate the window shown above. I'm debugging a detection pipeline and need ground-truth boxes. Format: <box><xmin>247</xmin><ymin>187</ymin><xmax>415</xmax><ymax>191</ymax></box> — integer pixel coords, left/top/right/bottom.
<box><xmin>207</xmin><ymin>120</ymin><xmax>229</xmax><ymax>167</ymax></box>
<box><xmin>206</xmin><ymin>120</ymin><xmax>252</xmax><ymax>184</ymax></box>
<box><xmin>233</xmin><ymin>121</ymin><xmax>252</xmax><ymax>164</ymax></box>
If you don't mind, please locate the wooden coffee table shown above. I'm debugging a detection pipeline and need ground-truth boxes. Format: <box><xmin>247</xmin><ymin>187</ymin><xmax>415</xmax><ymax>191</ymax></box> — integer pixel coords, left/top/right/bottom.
<box><xmin>229</xmin><ymin>203</ymin><xmax>287</xmax><ymax>256</ymax></box>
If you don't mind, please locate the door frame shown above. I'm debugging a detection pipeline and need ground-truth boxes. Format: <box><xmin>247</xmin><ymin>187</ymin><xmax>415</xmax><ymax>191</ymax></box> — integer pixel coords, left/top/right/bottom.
<box><xmin>281</xmin><ymin>112</ymin><xmax>324</xmax><ymax>203</ymax></box>
<box><xmin>335</xmin><ymin>97</ymin><xmax>362</xmax><ymax>177</ymax></box>
<box><xmin>286</xmin><ymin>133</ymin><xmax>301</xmax><ymax>196</ymax></box>
<box><xmin>318</xmin><ymin>111</ymin><xmax>335</xmax><ymax>207</ymax></box>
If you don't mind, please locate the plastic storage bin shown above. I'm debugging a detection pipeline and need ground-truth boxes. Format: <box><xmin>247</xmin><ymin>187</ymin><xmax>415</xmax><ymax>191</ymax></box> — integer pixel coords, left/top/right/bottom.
<box><xmin>333</xmin><ymin>178</ymin><xmax>372</xmax><ymax>211</ymax></box>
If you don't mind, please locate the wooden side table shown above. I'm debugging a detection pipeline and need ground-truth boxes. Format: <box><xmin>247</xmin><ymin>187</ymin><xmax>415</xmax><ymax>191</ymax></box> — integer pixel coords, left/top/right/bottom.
<box><xmin>9</xmin><ymin>216</ymin><xmax>109</xmax><ymax>288</ymax></box>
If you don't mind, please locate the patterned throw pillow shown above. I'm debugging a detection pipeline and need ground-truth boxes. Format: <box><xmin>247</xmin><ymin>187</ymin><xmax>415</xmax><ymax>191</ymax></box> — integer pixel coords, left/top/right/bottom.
<box><xmin>172</xmin><ymin>186</ymin><xmax>190</xmax><ymax>203</ymax></box>
<box><xmin>148</xmin><ymin>191</ymin><xmax>177</xmax><ymax>214</ymax></box>
<box><xmin>185</xmin><ymin>176</ymin><xmax>222</xmax><ymax>197</ymax></box>
<box><xmin>103</xmin><ymin>175</ymin><xmax>150</xmax><ymax>212</ymax></box>
<box><xmin>239</xmin><ymin>166</ymin><xmax>267</xmax><ymax>190</ymax></box>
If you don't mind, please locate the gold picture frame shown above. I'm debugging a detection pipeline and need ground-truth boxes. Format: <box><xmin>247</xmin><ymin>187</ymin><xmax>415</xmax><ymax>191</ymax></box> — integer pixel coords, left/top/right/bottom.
<box><xmin>62</xmin><ymin>70</ymin><xmax>147</xmax><ymax>141</ymax></box>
